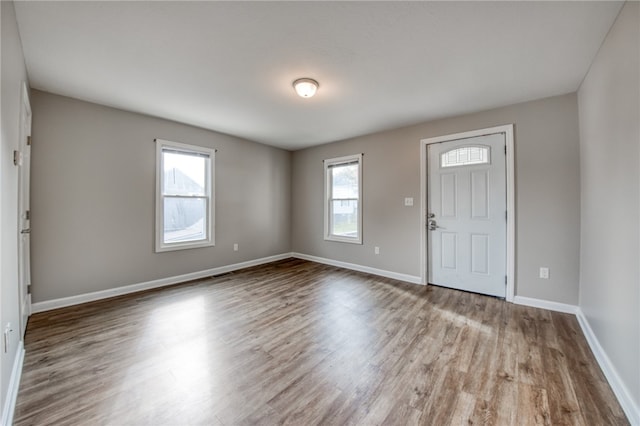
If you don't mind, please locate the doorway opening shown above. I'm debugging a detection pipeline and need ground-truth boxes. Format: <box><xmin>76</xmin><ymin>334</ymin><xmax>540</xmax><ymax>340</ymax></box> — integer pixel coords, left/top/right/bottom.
<box><xmin>420</xmin><ymin>125</ymin><xmax>515</xmax><ymax>301</ymax></box>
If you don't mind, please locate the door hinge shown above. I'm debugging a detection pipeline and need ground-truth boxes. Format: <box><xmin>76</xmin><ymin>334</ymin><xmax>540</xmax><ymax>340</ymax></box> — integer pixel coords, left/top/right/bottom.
<box><xmin>505</xmin><ymin>276</ymin><xmax>508</xmax><ymax>285</ymax></box>
<box><xmin>27</xmin><ymin>136</ymin><xmax>32</xmax><ymax>146</ymax></box>
<box><xmin>25</xmin><ymin>210</ymin><xmax>30</xmax><ymax>221</ymax></box>
<box><xmin>27</xmin><ymin>284</ymin><xmax>31</xmax><ymax>294</ymax></box>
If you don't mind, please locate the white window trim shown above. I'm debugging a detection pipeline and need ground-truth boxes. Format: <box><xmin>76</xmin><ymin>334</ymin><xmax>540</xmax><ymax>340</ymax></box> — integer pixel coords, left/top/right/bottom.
<box><xmin>324</xmin><ymin>153</ymin><xmax>363</xmax><ymax>244</ymax></box>
<box><xmin>155</xmin><ymin>138</ymin><xmax>215</xmax><ymax>252</ymax></box>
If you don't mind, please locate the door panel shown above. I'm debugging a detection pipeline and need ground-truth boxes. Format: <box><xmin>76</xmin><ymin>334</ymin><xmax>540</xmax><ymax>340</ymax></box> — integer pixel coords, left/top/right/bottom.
<box><xmin>471</xmin><ymin>171</ymin><xmax>489</xmax><ymax>218</ymax></box>
<box><xmin>427</xmin><ymin>133</ymin><xmax>506</xmax><ymax>297</ymax></box>
<box><xmin>440</xmin><ymin>174</ymin><xmax>457</xmax><ymax>218</ymax></box>
<box><xmin>471</xmin><ymin>233</ymin><xmax>489</xmax><ymax>274</ymax></box>
<box><xmin>441</xmin><ymin>232</ymin><xmax>457</xmax><ymax>269</ymax></box>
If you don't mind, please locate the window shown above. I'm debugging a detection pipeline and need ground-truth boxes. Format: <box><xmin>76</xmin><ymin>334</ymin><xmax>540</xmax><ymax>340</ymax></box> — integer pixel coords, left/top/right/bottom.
<box><xmin>324</xmin><ymin>154</ymin><xmax>362</xmax><ymax>244</ymax></box>
<box><xmin>441</xmin><ymin>145</ymin><xmax>490</xmax><ymax>168</ymax></box>
<box><xmin>155</xmin><ymin>139</ymin><xmax>215</xmax><ymax>252</ymax></box>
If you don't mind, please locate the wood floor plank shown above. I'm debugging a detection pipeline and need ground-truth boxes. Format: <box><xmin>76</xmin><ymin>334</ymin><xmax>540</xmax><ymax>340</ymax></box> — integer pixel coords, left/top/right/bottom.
<box><xmin>516</xmin><ymin>383</ymin><xmax>551</xmax><ymax>426</ymax></box>
<box><xmin>14</xmin><ymin>258</ymin><xmax>629</xmax><ymax>425</ymax></box>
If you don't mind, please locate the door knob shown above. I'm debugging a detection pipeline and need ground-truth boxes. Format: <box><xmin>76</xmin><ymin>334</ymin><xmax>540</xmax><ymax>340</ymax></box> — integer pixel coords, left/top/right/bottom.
<box><xmin>428</xmin><ymin>219</ymin><xmax>438</xmax><ymax>231</ymax></box>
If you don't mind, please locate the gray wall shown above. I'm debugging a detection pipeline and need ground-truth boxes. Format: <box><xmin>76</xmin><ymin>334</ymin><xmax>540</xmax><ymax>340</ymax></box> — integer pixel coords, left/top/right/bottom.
<box><xmin>578</xmin><ymin>1</ymin><xmax>639</xmax><ymax>411</ymax></box>
<box><xmin>30</xmin><ymin>90</ymin><xmax>291</xmax><ymax>303</ymax></box>
<box><xmin>0</xmin><ymin>0</ymin><xmax>29</xmax><ymax>416</ymax></box>
<box><xmin>292</xmin><ymin>93</ymin><xmax>581</xmax><ymax>304</ymax></box>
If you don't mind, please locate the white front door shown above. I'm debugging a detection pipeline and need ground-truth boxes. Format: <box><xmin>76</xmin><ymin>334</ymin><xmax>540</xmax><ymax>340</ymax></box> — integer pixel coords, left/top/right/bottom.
<box><xmin>18</xmin><ymin>83</ymin><xmax>32</xmax><ymax>336</ymax></box>
<box><xmin>427</xmin><ymin>133</ymin><xmax>506</xmax><ymax>297</ymax></box>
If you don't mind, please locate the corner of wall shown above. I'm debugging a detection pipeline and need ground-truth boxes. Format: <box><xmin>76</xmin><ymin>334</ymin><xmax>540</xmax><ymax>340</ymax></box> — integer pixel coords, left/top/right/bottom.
<box><xmin>576</xmin><ymin>309</ymin><xmax>640</xmax><ymax>425</ymax></box>
<box><xmin>1</xmin><ymin>0</ymin><xmax>30</xmax><ymax>421</ymax></box>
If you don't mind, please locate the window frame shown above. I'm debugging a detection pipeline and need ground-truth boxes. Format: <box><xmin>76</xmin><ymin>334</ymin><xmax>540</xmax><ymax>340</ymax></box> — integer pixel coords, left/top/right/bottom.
<box><xmin>324</xmin><ymin>153</ymin><xmax>363</xmax><ymax>244</ymax></box>
<box><xmin>155</xmin><ymin>138</ymin><xmax>215</xmax><ymax>252</ymax></box>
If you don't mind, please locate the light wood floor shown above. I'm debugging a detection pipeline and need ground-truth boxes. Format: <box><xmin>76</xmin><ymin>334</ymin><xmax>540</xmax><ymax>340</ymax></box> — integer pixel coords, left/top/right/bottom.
<box><xmin>14</xmin><ymin>259</ymin><xmax>628</xmax><ymax>425</ymax></box>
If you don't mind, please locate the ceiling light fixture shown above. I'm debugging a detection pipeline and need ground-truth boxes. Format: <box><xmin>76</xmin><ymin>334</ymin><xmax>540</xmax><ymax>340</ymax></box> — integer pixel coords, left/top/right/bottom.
<box><xmin>293</xmin><ymin>78</ymin><xmax>319</xmax><ymax>98</ymax></box>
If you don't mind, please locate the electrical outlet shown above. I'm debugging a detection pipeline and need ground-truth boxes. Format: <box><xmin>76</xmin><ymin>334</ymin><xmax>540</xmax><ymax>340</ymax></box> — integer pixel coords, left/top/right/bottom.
<box><xmin>374</xmin><ymin>246</ymin><xmax>380</xmax><ymax>255</ymax></box>
<box><xmin>233</xmin><ymin>243</ymin><xmax>238</xmax><ymax>252</ymax></box>
<box><xmin>539</xmin><ymin>267</ymin><xmax>550</xmax><ymax>279</ymax></box>
<box><xmin>4</xmin><ymin>323</ymin><xmax>12</xmax><ymax>353</ymax></box>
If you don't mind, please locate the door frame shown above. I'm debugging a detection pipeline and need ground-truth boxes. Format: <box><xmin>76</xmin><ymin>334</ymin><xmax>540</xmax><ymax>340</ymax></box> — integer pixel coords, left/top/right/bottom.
<box><xmin>17</xmin><ymin>81</ymin><xmax>32</xmax><ymax>335</ymax></box>
<box><xmin>420</xmin><ymin>124</ymin><xmax>515</xmax><ymax>301</ymax></box>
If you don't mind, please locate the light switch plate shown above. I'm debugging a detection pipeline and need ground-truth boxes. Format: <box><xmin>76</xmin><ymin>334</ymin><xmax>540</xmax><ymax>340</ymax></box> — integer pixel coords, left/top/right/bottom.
<box><xmin>404</xmin><ymin>197</ymin><xmax>414</xmax><ymax>206</ymax></box>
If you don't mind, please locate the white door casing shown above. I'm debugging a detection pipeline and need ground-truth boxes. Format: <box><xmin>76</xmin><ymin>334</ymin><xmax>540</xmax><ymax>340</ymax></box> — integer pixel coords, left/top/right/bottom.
<box><xmin>420</xmin><ymin>125</ymin><xmax>515</xmax><ymax>301</ymax></box>
<box><xmin>18</xmin><ymin>82</ymin><xmax>32</xmax><ymax>336</ymax></box>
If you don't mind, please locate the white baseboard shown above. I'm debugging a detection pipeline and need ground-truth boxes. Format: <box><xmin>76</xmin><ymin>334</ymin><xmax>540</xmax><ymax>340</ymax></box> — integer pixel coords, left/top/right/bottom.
<box><xmin>31</xmin><ymin>253</ymin><xmax>292</xmax><ymax>313</ymax></box>
<box><xmin>576</xmin><ymin>309</ymin><xmax>640</xmax><ymax>425</ymax></box>
<box><xmin>291</xmin><ymin>252</ymin><xmax>422</xmax><ymax>285</ymax></box>
<box><xmin>1</xmin><ymin>341</ymin><xmax>25</xmax><ymax>426</ymax></box>
<box><xmin>513</xmin><ymin>295</ymin><xmax>638</xmax><ymax>425</ymax></box>
<box><xmin>512</xmin><ymin>295</ymin><xmax>579</xmax><ymax>314</ymax></box>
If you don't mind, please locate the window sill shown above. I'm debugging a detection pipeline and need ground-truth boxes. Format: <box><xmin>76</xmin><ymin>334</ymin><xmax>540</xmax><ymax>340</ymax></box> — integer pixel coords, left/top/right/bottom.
<box><xmin>155</xmin><ymin>240</ymin><xmax>215</xmax><ymax>253</ymax></box>
<box><xmin>324</xmin><ymin>235</ymin><xmax>362</xmax><ymax>245</ymax></box>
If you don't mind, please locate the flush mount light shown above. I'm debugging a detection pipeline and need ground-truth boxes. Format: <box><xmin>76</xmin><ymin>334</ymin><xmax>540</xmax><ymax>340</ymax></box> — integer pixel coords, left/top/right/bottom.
<box><xmin>293</xmin><ymin>78</ymin><xmax>319</xmax><ymax>98</ymax></box>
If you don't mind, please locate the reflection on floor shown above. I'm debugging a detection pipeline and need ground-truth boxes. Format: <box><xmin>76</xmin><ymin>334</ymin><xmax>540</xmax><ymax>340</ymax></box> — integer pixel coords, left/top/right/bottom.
<box><xmin>14</xmin><ymin>258</ymin><xmax>628</xmax><ymax>425</ymax></box>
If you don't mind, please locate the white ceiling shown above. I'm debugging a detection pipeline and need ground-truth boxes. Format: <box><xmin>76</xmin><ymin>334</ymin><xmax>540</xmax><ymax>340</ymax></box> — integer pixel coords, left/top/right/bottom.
<box><xmin>14</xmin><ymin>1</ymin><xmax>623</xmax><ymax>151</ymax></box>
